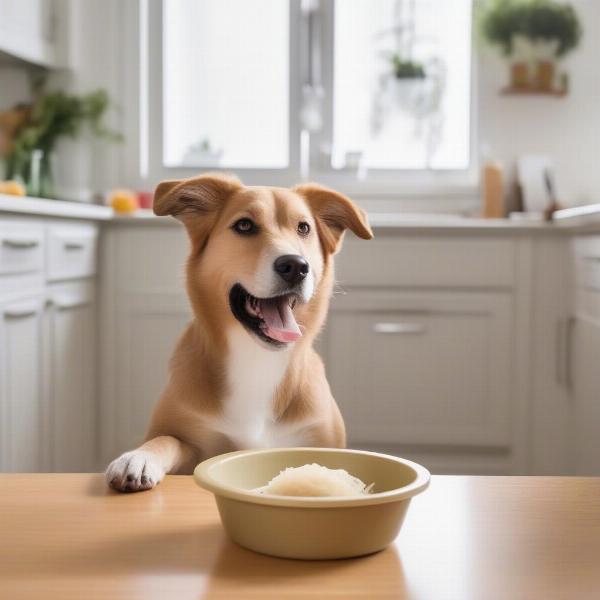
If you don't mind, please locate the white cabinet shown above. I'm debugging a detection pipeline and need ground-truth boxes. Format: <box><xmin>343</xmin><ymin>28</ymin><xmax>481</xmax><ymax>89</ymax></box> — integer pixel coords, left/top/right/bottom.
<box><xmin>0</xmin><ymin>216</ymin><xmax>98</xmax><ymax>473</ymax></box>
<box><xmin>572</xmin><ymin>234</ymin><xmax>600</xmax><ymax>475</ymax></box>
<box><xmin>46</xmin><ymin>223</ymin><xmax>98</xmax><ymax>282</ymax></box>
<box><xmin>0</xmin><ymin>296</ymin><xmax>46</xmax><ymax>472</ymax></box>
<box><xmin>47</xmin><ymin>283</ymin><xmax>96</xmax><ymax>472</ymax></box>
<box><xmin>573</xmin><ymin>316</ymin><xmax>600</xmax><ymax>475</ymax></box>
<box><xmin>0</xmin><ymin>0</ymin><xmax>66</xmax><ymax>67</ymax></box>
<box><xmin>321</xmin><ymin>234</ymin><xmax>525</xmax><ymax>475</ymax></box>
<box><xmin>326</xmin><ymin>291</ymin><xmax>512</xmax><ymax>449</ymax></box>
<box><xmin>112</xmin><ymin>295</ymin><xmax>190</xmax><ymax>456</ymax></box>
<box><xmin>100</xmin><ymin>224</ymin><xmax>191</xmax><ymax>463</ymax></box>
<box><xmin>95</xmin><ymin>222</ymin><xmax>598</xmax><ymax>476</ymax></box>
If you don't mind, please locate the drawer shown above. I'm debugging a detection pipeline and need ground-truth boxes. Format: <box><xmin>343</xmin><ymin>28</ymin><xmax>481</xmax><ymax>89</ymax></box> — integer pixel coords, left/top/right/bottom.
<box><xmin>575</xmin><ymin>288</ymin><xmax>600</xmax><ymax>321</ymax></box>
<box><xmin>574</xmin><ymin>235</ymin><xmax>600</xmax><ymax>260</ymax></box>
<box><xmin>0</xmin><ymin>225</ymin><xmax>44</xmax><ymax>277</ymax></box>
<box><xmin>576</xmin><ymin>257</ymin><xmax>600</xmax><ymax>291</ymax></box>
<box><xmin>336</xmin><ymin>237</ymin><xmax>516</xmax><ymax>288</ymax></box>
<box><xmin>574</xmin><ymin>236</ymin><xmax>600</xmax><ymax>290</ymax></box>
<box><xmin>324</xmin><ymin>291</ymin><xmax>513</xmax><ymax>448</ymax></box>
<box><xmin>46</xmin><ymin>224</ymin><xmax>98</xmax><ymax>281</ymax></box>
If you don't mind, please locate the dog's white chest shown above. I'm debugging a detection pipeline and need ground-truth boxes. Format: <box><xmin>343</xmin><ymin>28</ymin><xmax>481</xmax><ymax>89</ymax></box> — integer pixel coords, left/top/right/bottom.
<box><xmin>213</xmin><ymin>330</ymin><xmax>293</xmax><ymax>449</ymax></box>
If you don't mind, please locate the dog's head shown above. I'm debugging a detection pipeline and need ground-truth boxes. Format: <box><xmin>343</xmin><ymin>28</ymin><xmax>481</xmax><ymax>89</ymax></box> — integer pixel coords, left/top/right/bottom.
<box><xmin>154</xmin><ymin>173</ymin><xmax>372</xmax><ymax>349</ymax></box>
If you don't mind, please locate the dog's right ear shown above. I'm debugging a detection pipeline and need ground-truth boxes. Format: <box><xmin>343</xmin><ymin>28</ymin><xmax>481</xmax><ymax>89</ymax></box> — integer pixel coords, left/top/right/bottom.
<box><xmin>153</xmin><ymin>173</ymin><xmax>242</xmax><ymax>218</ymax></box>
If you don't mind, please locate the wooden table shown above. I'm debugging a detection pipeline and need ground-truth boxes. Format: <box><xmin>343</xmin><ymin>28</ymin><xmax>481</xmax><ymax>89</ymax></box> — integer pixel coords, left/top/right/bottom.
<box><xmin>1</xmin><ymin>475</ymin><xmax>599</xmax><ymax>599</ymax></box>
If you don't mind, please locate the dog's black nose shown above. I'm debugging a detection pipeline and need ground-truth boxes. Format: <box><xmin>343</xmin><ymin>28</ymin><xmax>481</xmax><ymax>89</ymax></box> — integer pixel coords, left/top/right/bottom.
<box><xmin>274</xmin><ymin>255</ymin><xmax>309</xmax><ymax>285</ymax></box>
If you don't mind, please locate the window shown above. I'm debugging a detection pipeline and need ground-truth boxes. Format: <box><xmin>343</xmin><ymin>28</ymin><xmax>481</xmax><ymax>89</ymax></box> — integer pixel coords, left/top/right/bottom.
<box><xmin>332</xmin><ymin>0</ymin><xmax>472</xmax><ymax>171</ymax></box>
<box><xmin>149</xmin><ymin>0</ymin><xmax>474</xmax><ymax>190</ymax></box>
<box><xmin>163</xmin><ymin>0</ymin><xmax>290</xmax><ymax>169</ymax></box>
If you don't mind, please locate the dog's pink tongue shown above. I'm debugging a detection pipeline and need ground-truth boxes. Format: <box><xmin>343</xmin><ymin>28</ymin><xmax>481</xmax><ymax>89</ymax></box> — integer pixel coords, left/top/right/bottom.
<box><xmin>259</xmin><ymin>297</ymin><xmax>302</xmax><ymax>343</ymax></box>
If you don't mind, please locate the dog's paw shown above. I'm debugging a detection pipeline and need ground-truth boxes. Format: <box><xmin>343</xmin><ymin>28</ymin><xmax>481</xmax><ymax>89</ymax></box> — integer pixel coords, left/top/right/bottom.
<box><xmin>105</xmin><ymin>450</ymin><xmax>165</xmax><ymax>493</ymax></box>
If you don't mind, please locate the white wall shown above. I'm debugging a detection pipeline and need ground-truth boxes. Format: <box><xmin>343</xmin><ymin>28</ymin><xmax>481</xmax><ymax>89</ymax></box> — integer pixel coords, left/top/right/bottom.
<box><xmin>478</xmin><ymin>0</ymin><xmax>600</xmax><ymax>207</ymax></box>
<box><xmin>47</xmin><ymin>0</ymin><xmax>123</xmax><ymax>201</ymax></box>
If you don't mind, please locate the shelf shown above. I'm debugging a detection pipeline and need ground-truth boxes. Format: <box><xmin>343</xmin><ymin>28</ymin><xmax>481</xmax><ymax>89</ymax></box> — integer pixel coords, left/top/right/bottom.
<box><xmin>501</xmin><ymin>87</ymin><xmax>567</xmax><ymax>97</ymax></box>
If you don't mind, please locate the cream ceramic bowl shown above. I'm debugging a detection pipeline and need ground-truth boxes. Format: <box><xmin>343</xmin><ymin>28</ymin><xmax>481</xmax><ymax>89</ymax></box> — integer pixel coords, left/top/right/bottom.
<box><xmin>193</xmin><ymin>448</ymin><xmax>430</xmax><ymax>560</ymax></box>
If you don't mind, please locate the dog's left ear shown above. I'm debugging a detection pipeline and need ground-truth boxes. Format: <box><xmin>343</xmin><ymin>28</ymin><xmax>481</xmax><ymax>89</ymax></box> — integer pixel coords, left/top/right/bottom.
<box><xmin>293</xmin><ymin>183</ymin><xmax>373</xmax><ymax>254</ymax></box>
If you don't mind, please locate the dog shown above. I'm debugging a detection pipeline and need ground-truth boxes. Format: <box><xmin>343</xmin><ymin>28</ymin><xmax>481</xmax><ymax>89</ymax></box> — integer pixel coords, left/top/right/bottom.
<box><xmin>106</xmin><ymin>173</ymin><xmax>373</xmax><ymax>492</ymax></box>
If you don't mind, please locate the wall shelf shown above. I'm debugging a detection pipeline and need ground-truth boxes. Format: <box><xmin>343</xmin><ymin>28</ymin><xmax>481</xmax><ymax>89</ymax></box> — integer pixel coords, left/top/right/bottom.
<box><xmin>501</xmin><ymin>87</ymin><xmax>567</xmax><ymax>98</ymax></box>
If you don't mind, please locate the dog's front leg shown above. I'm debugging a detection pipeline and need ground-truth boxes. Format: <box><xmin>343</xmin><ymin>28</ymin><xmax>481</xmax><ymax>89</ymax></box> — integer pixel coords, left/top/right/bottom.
<box><xmin>105</xmin><ymin>435</ymin><xmax>198</xmax><ymax>493</ymax></box>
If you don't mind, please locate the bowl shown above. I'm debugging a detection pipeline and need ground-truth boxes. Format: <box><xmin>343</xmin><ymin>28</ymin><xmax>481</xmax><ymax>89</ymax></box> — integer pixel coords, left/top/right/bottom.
<box><xmin>193</xmin><ymin>447</ymin><xmax>430</xmax><ymax>560</ymax></box>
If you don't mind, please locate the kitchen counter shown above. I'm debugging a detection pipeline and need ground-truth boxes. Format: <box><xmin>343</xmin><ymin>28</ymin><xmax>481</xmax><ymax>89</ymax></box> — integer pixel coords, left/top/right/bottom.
<box><xmin>3</xmin><ymin>192</ymin><xmax>600</xmax><ymax>233</ymax></box>
<box><xmin>553</xmin><ymin>203</ymin><xmax>600</xmax><ymax>229</ymax></box>
<box><xmin>1</xmin><ymin>474</ymin><xmax>599</xmax><ymax>599</ymax></box>
<box><xmin>0</xmin><ymin>193</ymin><xmax>113</xmax><ymax>220</ymax></box>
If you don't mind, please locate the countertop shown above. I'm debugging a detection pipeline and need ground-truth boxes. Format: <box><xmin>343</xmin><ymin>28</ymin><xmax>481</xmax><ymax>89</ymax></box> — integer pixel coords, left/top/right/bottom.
<box><xmin>1</xmin><ymin>474</ymin><xmax>599</xmax><ymax>599</ymax></box>
<box><xmin>2</xmin><ymin>193</ymin><xmax>600</xmax><ymax>233</ymax></box>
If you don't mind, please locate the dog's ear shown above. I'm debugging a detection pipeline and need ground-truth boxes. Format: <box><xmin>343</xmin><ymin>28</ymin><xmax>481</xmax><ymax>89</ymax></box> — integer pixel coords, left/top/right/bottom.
<box><xmin>293</xmin><ymin>183</ymin><xmax>373</xmax><ymax>254</ymax></box>
<box><xmin>153</xmin><ymin>173</ymin><xmax>242</xmax><ymax>246</ymax></box>
<box><xmin>153</xmin><ymin>172</ymin><xmax>242</xmax><ymax>218</ymax></box>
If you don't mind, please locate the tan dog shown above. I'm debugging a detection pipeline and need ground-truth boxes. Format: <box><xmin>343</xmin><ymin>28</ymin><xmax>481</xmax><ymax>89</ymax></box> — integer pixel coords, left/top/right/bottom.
<box><xmin>106</xmin><ymin>174</ymin><xmax>372</xmax><ymax>492</ymax></box>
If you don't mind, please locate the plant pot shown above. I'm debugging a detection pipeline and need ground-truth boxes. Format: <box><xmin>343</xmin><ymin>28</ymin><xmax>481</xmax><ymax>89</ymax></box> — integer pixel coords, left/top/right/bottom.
<box><xmin>535</xmin><ymin>60</ymin><xmax>556</xmax><ymax>92</ymax></box>
<box><xmin>510</xmin><ymin>61</ymin><xmax>530</xmax><ymax>89</ymax></box>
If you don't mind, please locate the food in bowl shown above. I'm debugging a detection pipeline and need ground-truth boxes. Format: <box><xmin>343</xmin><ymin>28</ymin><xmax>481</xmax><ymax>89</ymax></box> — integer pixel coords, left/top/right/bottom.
<box><xmin>255</xmin><ymin>463</ymin><xmax>374</xmax><ymax>497</ymax></box>
<box><xmin>194</xmin><ymin>448</ymin><xmax>430</xmax><ymax>560</ymax></box>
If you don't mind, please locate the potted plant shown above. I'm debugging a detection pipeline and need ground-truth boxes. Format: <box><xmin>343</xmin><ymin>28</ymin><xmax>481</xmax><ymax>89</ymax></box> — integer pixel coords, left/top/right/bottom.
<box><xmin>480</xmin><ymin>0</ymin><xmax>582</xmax><ymax>92</ymax></box>
<box><xmin>481</xmin><ymin>0</ymin><xmax>532</xmax><ymax>89</ymax></box>
<box><xmin>527</xmin><ymin>1</ymin><xmax>581</xmax><ymax>91</ymax></box>
<box><xmin>1</xmin><ymin>89</ymin><xmax>121</xmax><ymax>198</ymax></box>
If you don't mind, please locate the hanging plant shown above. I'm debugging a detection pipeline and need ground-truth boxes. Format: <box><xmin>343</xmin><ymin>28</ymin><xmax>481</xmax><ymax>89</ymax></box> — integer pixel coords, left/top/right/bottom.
<box><xmin>390</xmin><ymin>54</ymin><xmax>426</xmax><ymax>79</ymax></box>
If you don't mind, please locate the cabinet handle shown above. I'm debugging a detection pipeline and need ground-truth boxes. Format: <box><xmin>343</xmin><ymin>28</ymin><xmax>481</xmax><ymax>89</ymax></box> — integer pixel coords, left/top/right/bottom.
<box><xmin>565</xmin><ymin>316</ymin><xmax>576</xmax><ymax>394</ymax></box>
<box><xmin>63</xmin><ymin>241</ymin><xmax>86</xmax><ymax>250</ymax></box>
<box><xmin>2</xmin><ymin>238</ymin><xmax>40</xmax><ymax>249</ymax></box>
<box><xmin>51</xmin><ymin>295</ymin><xmax>91</xmax><ymax>310</ymax></box>
<box><xmin>556</xmin><ymin>319</ymin><xmax>565</xmax><ymax>386</ymax></box>
<box><xmin>373</xmin><ymin>322</ymin><xmax>426</xmax><ymax>335</ymax></box>
<box><xmin>4</xmin><ymin>302</ymin><xmax>40</xmax><ymax>319</ymax></box>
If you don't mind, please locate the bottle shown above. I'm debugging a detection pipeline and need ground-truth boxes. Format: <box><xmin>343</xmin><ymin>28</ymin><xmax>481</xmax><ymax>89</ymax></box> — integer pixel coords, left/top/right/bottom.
<box><xmin>481</xmin><ymin>161</ymin><xmax>505</xmax><ymax>219</ymax></box>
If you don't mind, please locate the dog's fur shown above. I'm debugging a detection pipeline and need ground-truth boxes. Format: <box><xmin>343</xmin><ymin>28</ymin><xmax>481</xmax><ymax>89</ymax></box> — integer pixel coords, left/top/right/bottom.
<box><xmin>106</xmin><ymin>174</ymin><xmax>372</xmax><ymax>492</ymax></box>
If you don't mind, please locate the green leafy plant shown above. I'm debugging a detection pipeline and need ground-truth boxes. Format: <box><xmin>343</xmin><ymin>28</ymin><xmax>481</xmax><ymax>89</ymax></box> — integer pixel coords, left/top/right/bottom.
<box><xmin>3</xmin><ymin>89</ymin><xmax>121</xmax><ymax>196</ymax></box>
<box><xmin>480</xmin><ymin>0</ymin><xmax>582</xmax><ymax>58</ymax></box>
<box><xmin>391</xmin><ymin>55</ymin><xmax>426</xmax><ymax>79</ymax></box>
<box><xmin>527</xmin><ymin>1</ymin><xmax>581</xmax><ymax>57</ymax></box>
<box><xmin>480</xmin><ymin>0</ymin><xmax>530</xmax><ymax>56</ymax></box>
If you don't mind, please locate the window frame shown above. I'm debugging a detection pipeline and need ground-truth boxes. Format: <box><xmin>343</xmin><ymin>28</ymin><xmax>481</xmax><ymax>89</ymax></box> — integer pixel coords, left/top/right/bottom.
<box><xmin>127</xmin><ymin>0</ymin><xmax>478</xmax><ymax>199</ymax></box>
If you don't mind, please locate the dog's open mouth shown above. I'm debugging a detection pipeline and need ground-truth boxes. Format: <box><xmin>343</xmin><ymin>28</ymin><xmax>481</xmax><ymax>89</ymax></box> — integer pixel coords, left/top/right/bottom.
<box><xmin>229</xmin><ymin>284</ymin><xmax>302</xmax><ymax>346</ymax></box>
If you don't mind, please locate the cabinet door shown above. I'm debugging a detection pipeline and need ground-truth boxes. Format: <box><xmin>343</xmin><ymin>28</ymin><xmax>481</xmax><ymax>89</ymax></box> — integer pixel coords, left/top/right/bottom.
<box><xmin>573</xmin><ymin>316</ymin><xmax>600</xmax><ymax>475</ymax></box>
<box><xmin>325</xmin><ymin>291</ymin><xmax>512</xmax><ymax>448</ymax></box>
<box><xmin>48</xmin><ymin>287</ymin><xmax>96</xmax><ymax>472</ymax></box>
<box><xmin>0</xmin><ymin>0</ymin><xmax>57</xmax><ymax>67</ymax></box>
<box><xmin>0</xmin><ymin>297</ymin><xmax>45</xmax><ymax>472</ymax></box>
<box><xmin>112</xmin><ymin>297</ymin><xmax>191</xmax><ymax>456</ymax></box>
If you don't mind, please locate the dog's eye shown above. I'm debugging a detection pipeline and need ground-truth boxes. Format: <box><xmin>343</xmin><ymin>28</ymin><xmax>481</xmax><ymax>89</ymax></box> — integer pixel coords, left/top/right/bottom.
<box><xmin>297</xmin><ymin>221</ymin><xmax>310</xmax><ymax>236</ymax></box>
<box><xmin>232</xmin><ymin>218</ymin><xmax>257</xmax><ymax>235</ymax></box>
